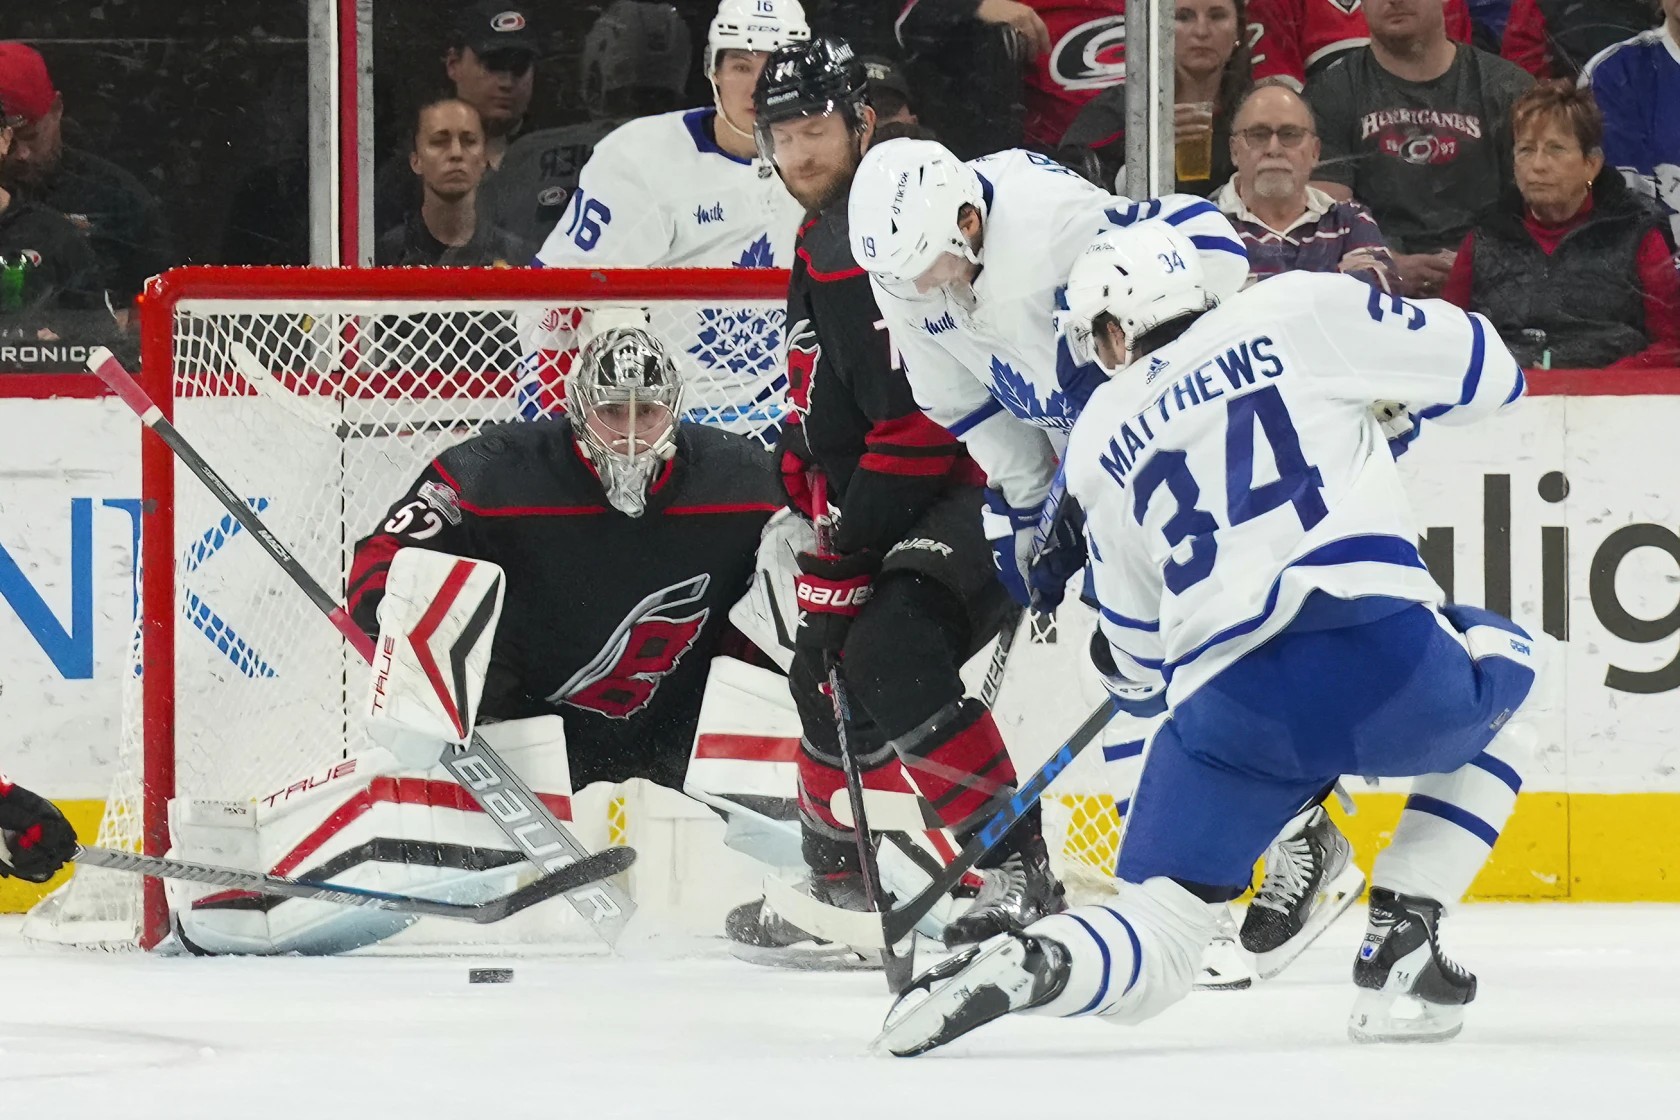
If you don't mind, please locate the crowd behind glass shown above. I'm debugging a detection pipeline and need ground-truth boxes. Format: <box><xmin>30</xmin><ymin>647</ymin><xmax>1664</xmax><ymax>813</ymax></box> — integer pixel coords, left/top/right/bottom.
<box><xmin>1</xmin><ymin>0</ymin><xmax>1675</xmax><ymax>373</ymax></box>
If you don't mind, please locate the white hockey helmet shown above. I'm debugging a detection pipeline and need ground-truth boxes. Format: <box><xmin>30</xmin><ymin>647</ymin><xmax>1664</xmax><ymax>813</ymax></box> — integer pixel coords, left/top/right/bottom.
<box><xmin>1062</xmin><ymin>222</ymin><xmax>1219</xmax><ymax>373</ymax></box>
<box><xmin>847</xmin><ymin>137</ymin><xmax>985</xmax><ymax>293</ymax></box>
<box><xmin>704</xmin><ymin>0</ymin><xmax>811</xmax><ymax>82</ymax></box>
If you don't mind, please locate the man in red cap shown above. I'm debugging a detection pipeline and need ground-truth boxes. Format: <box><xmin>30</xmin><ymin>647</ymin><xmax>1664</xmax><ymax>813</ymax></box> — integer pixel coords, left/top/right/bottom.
<box><xmin>0</xmin><ymin>90</ymin><xmax>104</xmax><ymax>319</ymax></box>
<box><xmin>0</xmin><ymin>42</ymin><xmax>173</xmax><ymax>309</ymax></box>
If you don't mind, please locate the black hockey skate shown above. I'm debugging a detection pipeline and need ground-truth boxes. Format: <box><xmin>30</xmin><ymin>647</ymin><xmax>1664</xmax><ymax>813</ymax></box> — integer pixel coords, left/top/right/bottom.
<box><xmin>942</xmin><ymin>835</ymin><xmax>1067</xmax><ymax>948</ymax></box>
<box><xmin>725</xmin><ymin>872</ymin><xmax>881</xmax><ymax>971</ymax></box>
<box><xmin>1348</xmin><ymin>887</ymin><xmax>1477</xmax><ymax>1043</ymax></box>
<box><xmin>873</xmin><ymin>931</ymin><xmax>1070</xmax><ymax>1057</ymax></box>
<box><xmin>1241</xmin><ymin>805</ymin><xmax>1365</xmax><ymax>979</ymax></box>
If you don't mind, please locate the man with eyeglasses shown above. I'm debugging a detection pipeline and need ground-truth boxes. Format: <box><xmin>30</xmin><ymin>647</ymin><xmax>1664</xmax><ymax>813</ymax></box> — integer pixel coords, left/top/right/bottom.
<box><xmin>374</xmin><ymin>2</ymin><xmax>541</xmax><ymax>244</ymax></box>
<box><xmin>1215</xmin><ymin>83</ymin><xmax>1397</xmax><ymax>291</ymax></box>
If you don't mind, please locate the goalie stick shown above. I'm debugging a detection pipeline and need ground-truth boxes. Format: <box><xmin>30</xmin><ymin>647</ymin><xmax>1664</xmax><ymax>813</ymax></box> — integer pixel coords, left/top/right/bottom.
<box><xmin>88</xmin><ymin>347</ymin><xmax>637</xmax><ymax>947</ymax></box>
<box><xmin>68</xmin><ymin>844</ymin><xmax>635</xmax><ymax>925</ymax></box>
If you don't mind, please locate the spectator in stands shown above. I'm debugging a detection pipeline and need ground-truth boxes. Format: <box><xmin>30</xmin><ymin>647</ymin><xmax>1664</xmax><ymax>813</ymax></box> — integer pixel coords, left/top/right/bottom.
<box><xmin>895</xmin><ymin>1</ymin><xmax>1124</xmax><ymax>159</ymax></box>
<box><xmin>1248</xmin><ymin>0</ymin><xmax>1474</xmax><ymax>89</ymax></box>
<box><xmin>1215</xmin><ymin>83</ymin><xmax>1396</xmax><ymax>289</ymax></box>
<box><xmin>377</xmin><ymin>99</ymin><xmax>527</xmax><ymax>267</ymax></box>
<box><xmin>374</xmin><ymin>2</ymin><xmax>539</xmax><ymax>241</ymax></box>
<box><xmin>1580</xmin><ymin>0</ymin><xmax>1680</xmax><ymax>241</ymax></box>
<box><xmin>1502</xmin><ymin>0</ymin><xmax>1659</xmax><ymax>79</ymax></box>
<box><xmin>1306</xmin><ymin>0</ymin><xmax>1533</xmax><ymax>298</ymax></box>
<box><xmin>482</xmin><ymin>1</ymin><xmax>692</xmax><ymax>259</ymax></box>
<box><xmin>1061</xmin><ymin>0</ymin><xmax>1253</xmax><ymax>196</ymax></box>
<box><xmin>0</xmin><ymin>93</ymin><xmax>104</xmax><ymax>324</ymax></box>
<box><xmin>1467</xmin><ymin>0</ymin><xmax>1515</xmax><ymax>51</ymax></box>
<box><xmin>860</xmin><ymin>56</ymin><xmax>918</xmax><ymax>126</ymax></box>
<box><xmin>1441</xmin><ymin>81</ymin><xmax>1680</xmax><ymax>369</ymax></box>
<box><xmin>0</xmin><ymin>42</ymin><xmax>173</xmax><ymax>311</ymax></box>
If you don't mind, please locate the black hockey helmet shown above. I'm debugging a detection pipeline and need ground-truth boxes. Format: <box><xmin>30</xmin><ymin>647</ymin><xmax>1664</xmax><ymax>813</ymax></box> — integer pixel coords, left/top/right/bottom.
<box><xmin>751</xmin><ymin>35</ymin><xmax>870</xmax><ymax>164</ymax></box>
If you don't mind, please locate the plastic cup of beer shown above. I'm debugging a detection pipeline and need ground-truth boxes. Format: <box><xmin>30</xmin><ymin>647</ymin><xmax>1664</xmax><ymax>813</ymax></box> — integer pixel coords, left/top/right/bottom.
<box><xmin>1175</xmin><ymin>102</ymin><xmax>1215</xmax><ymax>182</ymax></box>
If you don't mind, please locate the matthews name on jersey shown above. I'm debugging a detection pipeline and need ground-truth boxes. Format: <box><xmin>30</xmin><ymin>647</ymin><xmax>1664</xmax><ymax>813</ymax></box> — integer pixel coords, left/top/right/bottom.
<box><xmin>1582</xmin><ymin>22</ymin><xmax>1680</xmax><ymax>241</ymax></box>
<box><xmin>348</xmin><ymin>420</ymin><xmax>783</xmax><ymax>790</ymax></box>
<box><xmin>1064</xmin><ymin>270</ymin><xmax>1524</xmax><ymax>705</ymax></box>
<box><xmin>534</xmin><ymin>107</ymin><xmax>805</xmax><ymax>269</ymax></box>
<box><xmin>870</xmin><ymin>148</ymin><xmax>1249</xmax><ymax>510</ymax></box>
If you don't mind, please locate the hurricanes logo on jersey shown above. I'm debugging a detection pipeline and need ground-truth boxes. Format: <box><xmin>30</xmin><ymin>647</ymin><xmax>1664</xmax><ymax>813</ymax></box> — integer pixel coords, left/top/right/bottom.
<box><xmin>1327</xmin><ymin>0</ymin><xmax>1361</xmax><ymax>14</ymax></box>
<box><xmin>551</xmin><ymin>574</ymin><xmax>712</xmax><ymax>718</ymax></box>
<box><xmin>1049</xmin><ymin>15</ymin><xmax>1127</xmax><ymax>91</ymax></box>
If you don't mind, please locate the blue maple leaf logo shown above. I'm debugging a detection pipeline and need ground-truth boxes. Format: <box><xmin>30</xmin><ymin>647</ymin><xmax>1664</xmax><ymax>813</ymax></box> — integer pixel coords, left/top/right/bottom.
<box><xmin>733</xmin><ymin>234</ymin><xmax>776</xmax><ymax>269</ymax></box>
<box><xmin>988</xmin><ymin>355</ymin><xmax>1076</xmax><ymax>431</ymax></box>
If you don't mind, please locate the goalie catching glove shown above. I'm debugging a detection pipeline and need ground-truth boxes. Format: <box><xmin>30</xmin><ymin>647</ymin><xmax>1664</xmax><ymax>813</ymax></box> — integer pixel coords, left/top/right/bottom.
<box><xmin>0</xmin><ymin>772</ymin><xmax>78</xmax><ymax>883</ymax></box>
<box><xmin>363</xmin><ymin>547</ymin><xmax>506</xmax><ymax>770</ymax></box>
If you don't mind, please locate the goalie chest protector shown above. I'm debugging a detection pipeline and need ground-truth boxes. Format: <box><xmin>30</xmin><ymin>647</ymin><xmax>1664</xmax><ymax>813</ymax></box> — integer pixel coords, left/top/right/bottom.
<box><xmin>350</xmin><ymin>421</ymin><xmax>784</xmax><ymax>787</ymax></box>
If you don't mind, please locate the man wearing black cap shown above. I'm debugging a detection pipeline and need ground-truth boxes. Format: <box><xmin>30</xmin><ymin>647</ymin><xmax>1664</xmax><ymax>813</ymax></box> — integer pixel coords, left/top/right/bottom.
<box><xmin>858</xmin><ymin>56</ymin><xmax>918</xmax><ymax>126</ymax></box>
<box><xmin>375</xmin><ymin>2</ymin><xmax>540</xmax><ymax>244</ymax></box>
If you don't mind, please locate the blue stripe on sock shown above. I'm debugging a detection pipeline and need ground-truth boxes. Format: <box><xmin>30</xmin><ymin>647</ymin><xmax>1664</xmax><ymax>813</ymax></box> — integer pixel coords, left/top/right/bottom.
<box><xmin>1470</xmin><ymin>752</ymin><xmax>1523</xmax><ymax>794</ymax></box>
<box><xmin>1406</xmin><ymin>793</ymin><xmax>1500</xmax><ymax>846</ymax></box>
<box><xmin>1102</xmin><ymin>739</ymin><xmax>1146</xmax><ymax>763</ymax></box>
<box><xmin>1098</xmin><ymin>906</ymin><xmax>1144</xmax><ymax>996</ymax></box>
<box><xmin>1067</xmin><ymin>912</ymin><xmax>1113</xmax><ymax>1015</ymax></box>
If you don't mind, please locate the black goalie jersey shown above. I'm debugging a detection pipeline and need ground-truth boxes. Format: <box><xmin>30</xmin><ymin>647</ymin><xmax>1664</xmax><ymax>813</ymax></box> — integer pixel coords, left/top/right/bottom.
<box><xmin>349</xmin><ymin>421</ymin><xmax>782</xmax><ymax>789</ymax></box>
<box><xmin>781</xmin><ymin>206</ymin><xmax>984</xmax><ymax>555</ymax></box>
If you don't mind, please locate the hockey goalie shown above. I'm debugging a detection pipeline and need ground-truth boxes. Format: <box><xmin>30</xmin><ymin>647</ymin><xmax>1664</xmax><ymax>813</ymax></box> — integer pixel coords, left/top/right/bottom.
<box><xmin>166</xmin><ymin>325</ymin><xmax>789</xmax><ymax>955</ymax></box>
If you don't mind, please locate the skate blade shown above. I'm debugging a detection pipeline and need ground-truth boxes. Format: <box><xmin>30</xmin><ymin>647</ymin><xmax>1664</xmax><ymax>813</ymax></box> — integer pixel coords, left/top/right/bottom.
<box><xmin>1252</xmin><ymin>863</ymin><xmax>1367</xmax><ymax>981</ymax></box>
<box><xmin>1347</xmin><ymin>988</ymin><xmax>1465</xmax><ymax>1044</ymax></box>
<box><xmin>727</xmin><ymin>940</ymin><xmax>881</xmax><ymax>972</ymax></box>
<box><xmin>1194</xmin><ymin>935</ymin><xmax>1255</xmax><ymax>991</ymax></box>
<box><xmin>872</xmin><ymin>936</ymin><xmax>1029</xmax><ymax>1058</ymax></box>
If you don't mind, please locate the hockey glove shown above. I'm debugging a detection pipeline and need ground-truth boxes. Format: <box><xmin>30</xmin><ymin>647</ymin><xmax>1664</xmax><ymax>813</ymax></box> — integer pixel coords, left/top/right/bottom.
<box><xmin>794</xmin><ymin>550</ymin><xmax>880</xmax><ymax>655</ymax></box>
<box><xmin>982</xmin><ymin>488</ymin><xmax>1038</xmax><ymax>608</ymax></box>
<box><xmin>1373</xmin><ymin>401</ymin><xmax>1419</xmax><ymax>460</ymax></box>
<box><xmin>0</xmin><ymin>774</ymin><xmax>78</xmax><ymax>883</ymax></box>
<box><xmin>1027</xmin><ymin>493</ymin><xmax>1087</xmax><ymax>612</ymax></box>
<box><xmin>1088</xmin><ymin>630</ymin><xmax>1169</xmax><ymax>720</ymax></box>
<box><xmin>776</xmin><ymin>425</ymin><xmax>822</xmax><ymax>521</ymax></box>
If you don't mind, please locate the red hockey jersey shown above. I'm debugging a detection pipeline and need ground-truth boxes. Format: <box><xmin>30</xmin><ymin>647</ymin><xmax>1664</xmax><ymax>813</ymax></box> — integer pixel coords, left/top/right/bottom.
<box><xmin>1248</xmin><ymin>0</ymin><xmax>1474</xmax><ymax>89</ymax></box>
<box><xmin>898</xmin><ymin>1</ymin><xmax>1127</xmax><ymax>149</ymax></box>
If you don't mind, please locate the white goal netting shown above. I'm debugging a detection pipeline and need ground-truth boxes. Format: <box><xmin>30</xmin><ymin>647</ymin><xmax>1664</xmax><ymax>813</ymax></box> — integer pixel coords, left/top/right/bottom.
<box><xmin>24</xmin><ymin>268</ymin><xmax>1138</xmax><ymax>951</ymax></box>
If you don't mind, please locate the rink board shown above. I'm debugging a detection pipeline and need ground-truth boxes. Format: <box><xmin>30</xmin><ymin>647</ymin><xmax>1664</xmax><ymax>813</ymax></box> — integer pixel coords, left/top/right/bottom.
<box><xmin>3</xmin><ymin>373</ymin><xmax>1680</xmax><ymax>908</ymax></box>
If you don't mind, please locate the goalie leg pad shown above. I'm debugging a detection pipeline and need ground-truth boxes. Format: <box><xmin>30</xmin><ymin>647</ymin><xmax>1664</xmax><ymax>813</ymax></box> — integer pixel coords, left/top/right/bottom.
<box><xmin>171</xmin><ymin>716</ymin><xmax>573</xmax><ymax>955</ymax></box>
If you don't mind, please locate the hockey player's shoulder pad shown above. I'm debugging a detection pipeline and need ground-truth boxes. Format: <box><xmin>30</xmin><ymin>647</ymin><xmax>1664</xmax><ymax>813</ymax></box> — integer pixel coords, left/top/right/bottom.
<box><xmin>674</xmin><ymin>424</ymin><xmax>784</xmax><ymax>506</ymax></box>
<box><xmin>432</xmin><ymin>419</ymin><xmax>577</xmax><ymax>501</ymax></box>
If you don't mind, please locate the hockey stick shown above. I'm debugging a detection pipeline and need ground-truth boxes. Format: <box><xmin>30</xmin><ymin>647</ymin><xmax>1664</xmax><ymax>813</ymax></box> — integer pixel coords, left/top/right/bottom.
<box><xmin>810</xmin><ymin>475</ymin><xmax>914</xmax><ymax>993</ymax></box>
<box><xmin>88</xmin><ymin>347</ymin><xmax>636</xmax><ymax>947</ymax></box>
<box><xmin>978</xmin><ymin>603</ymin><xmax>1026</xmax><ymax>709</ymax></box>
<box><xmin>67</xmin><ymin>844</ymin><xmax>635</xmax><ymax>925</ymax></box>
<box><xmin>764</xmin><ymin>696</ymin><xmax>1121</xmax><ymax>949</ymax></box>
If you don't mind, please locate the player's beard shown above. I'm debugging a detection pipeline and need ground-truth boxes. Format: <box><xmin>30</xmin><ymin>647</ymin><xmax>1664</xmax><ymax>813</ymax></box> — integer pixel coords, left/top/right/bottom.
<box><xmin>789</xmin><ymin>147</ymin><xmax>862</xmax><ymax>215</ymax></box>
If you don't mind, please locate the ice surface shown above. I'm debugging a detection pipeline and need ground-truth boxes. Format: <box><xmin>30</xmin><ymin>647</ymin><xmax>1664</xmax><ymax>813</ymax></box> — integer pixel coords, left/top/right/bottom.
<box><xmin>3</xmin><ymin>905</ymin><xmax>1676</xmax><ymax>1119</ymax></box>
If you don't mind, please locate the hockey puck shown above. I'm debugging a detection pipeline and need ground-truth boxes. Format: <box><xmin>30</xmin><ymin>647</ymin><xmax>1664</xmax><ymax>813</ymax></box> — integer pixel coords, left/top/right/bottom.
<box><xmin>468</xmin><ymin>968</ymin><xmax>513</xmax><ymax>984</ymax></box>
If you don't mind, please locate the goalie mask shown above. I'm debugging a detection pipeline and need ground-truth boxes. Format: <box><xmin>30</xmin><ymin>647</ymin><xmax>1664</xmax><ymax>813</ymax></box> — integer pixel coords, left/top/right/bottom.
<box><xmin>567</xmin><ymin>327</ymin><xmax>683</xmax><ymax>517</ymax></box>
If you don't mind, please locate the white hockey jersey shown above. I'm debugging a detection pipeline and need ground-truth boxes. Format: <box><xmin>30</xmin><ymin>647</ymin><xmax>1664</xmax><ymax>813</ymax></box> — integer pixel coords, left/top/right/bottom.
<box><xmin>871</xmin><ymin>149</ymin><xmax>1250</xmax><ymax>510</ymax></box>
<box><xmin>521</xmin><ymin>108</ymin><xmax>805</xmax><ymax>429</ymax></box>
<box><xmin>534</xmin><ymin>107</ymin><xmax>804</xmax><ymax>269</ymax></box>
<box><xmin>1063</xmin><ymin>271</ymin><xmax>1525</xmax><ymax>706</ymax></box>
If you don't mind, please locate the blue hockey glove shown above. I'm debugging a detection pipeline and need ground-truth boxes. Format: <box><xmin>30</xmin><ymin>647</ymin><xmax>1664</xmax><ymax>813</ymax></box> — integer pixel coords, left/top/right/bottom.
<box><xmin>1027</xmin><ymin>493</ymin><xmax>1086</xmax><ymax>612</ymax></box>
<box><xmin>981</xmin><ymin>488</ymin><xmax>1037</xmax><ymax>608</ymax></box>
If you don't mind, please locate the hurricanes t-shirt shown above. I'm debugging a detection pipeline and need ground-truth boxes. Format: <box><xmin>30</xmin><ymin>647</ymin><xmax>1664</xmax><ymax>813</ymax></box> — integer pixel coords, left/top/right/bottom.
<box><xmin>1306</xmin><ymin>43</ymin><xmax>1534</xmax><ymax>253</ymax></box>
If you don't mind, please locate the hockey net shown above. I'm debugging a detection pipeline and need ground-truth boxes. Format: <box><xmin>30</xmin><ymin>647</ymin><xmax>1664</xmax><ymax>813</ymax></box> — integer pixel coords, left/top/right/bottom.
<box><xmin>24</xmin><ymin>266</ymin><xmax>1131</xmax><ymax>951</ymax></box>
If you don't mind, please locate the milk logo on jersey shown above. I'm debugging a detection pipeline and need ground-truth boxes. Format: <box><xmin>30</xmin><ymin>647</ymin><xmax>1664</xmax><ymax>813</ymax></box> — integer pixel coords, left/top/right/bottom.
<box><xmin>550</xmin><ymin>574</ymin><xmax>712</xmax><ymax>718</ymax></box>
<box><xmin>1361</xmin><ymin>108</ymin><xmax>1485</xmax><ymax>166</ymax></box>
<box><xmin>1049</xmin><ymin>15</ymin><xmax>1127</xmax><ymax>92</ymax></box>
<box><xmin>696</xmin><ymin>201</ymin><xmax>726</xmax><ymax>225</ymax></box>
<box><xmin>923</xmin><ymin>311</ymin><xmax>957</xmax><ymax>335</ymax></box>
